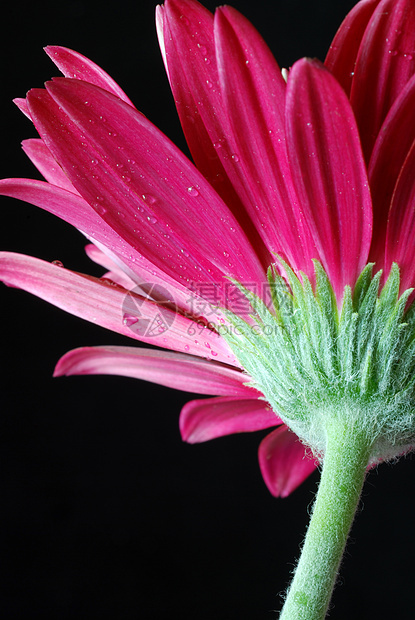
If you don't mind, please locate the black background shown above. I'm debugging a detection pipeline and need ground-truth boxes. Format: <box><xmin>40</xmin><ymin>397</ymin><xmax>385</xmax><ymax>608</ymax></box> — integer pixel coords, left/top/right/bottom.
<box><xmin>1</xmin><ymin>0</ymin><xmax>414</xmax><ymax>618</ymax></box>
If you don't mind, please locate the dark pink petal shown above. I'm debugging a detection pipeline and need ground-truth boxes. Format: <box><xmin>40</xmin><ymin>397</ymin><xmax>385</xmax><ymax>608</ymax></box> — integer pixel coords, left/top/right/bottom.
<box><xmin>384</xmin><ymin>141</ymin><xmax>415</xmax><ymax>292</ymax></box>
<box><xmin>44</xmin><ymin>46</ymin><xmax>135</xmax><ymax>107</ymax></box>
<box><xmin>286</xmin><ymin>58</ymin><xmax>372</xmax><ymax>298</ymax></box>
<box><xmin>0</xmin><ymin>179</ymin><xmax>224</xmax><ymax>316</ymax></box>
<box><xmin>0</xmin><ymin>252</ymin><xmax>238</xmax><ymax>364</ymax></box>
<box><xmin>351</xmin><ymin>0</ymin><xmax>415</xmax><ymax>161</ymax></box>
<box><xmin>13</xmin><ymin>97</ymin><xmax>31</xmax><ymax>119</ymax></box>
<box><xmin>54</xmin><ymin>345</ymin><xmax>254</xmax><ymax>396</ymax></box>
<box><xmin>258</xmin><ymin>427</ymin><xmax>317</xmax><ymax>498</ymax></box>
<box><xmin>26</xmin><ymin>80</ymin><xmax>265</xmax><ymax>297</ymax></box>
<box><xmin>21</xmin><ymin>139</ymin><xmax>79</xmax><ymax>192</ymax></box>
<box><xmin>214</xmin><ymin>6</ymin><xmax>311</xmax><ymax>274</ymax></box>
<box><xmin>180</xmin><ymin>396</ymin><xmax>280</xmax><ymax>443</ymax></box>
<box><xmin>325</xmin><ymin>0</ymin><xmax>381</xmax><ymax>96</ymax></box>
<box><xmin>368</xmin><ymin>74</ymin><xmax>415</xmax><ymax>267</ymax></box>
<box><xmin>160</xmin><ymin>0</ymin><xmax>269</xmax><ymax>263</ymax></box>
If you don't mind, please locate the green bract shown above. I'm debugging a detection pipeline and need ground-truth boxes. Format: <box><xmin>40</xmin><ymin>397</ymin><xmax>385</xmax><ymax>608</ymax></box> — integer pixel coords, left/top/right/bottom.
<box><xmin>222</xmin><ymin>260</ymin><xmax>415</xmax><ymax>464</ymax></box>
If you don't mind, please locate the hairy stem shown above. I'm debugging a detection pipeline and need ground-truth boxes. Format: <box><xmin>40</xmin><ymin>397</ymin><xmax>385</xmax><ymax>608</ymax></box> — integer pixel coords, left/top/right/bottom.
<box><xmin>280</xmin><ymin>418</ymin><xmax>372</xmax><ymax>620</ymax></box>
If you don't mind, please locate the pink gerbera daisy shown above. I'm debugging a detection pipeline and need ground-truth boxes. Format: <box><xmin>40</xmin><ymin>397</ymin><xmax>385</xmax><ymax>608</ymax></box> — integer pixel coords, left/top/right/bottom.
<box><xmin>3</xmin><ymin>0</ymin><xmax>415</xmax><ymax>617</ymax></box>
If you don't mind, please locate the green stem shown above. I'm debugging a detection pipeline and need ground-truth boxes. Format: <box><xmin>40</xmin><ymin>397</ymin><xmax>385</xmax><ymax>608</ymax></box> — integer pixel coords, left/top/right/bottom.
<box><xmin>280</xmin><ymin>419</ymin><xmax>372</xmax><ymax>620</ymax></box>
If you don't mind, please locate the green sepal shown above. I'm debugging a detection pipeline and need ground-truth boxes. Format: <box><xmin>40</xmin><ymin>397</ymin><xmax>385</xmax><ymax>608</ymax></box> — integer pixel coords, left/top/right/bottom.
<box><xmin>221</xmin><ymin>261</ymin><xmax>415</xmax><ymax>463</ymax></box>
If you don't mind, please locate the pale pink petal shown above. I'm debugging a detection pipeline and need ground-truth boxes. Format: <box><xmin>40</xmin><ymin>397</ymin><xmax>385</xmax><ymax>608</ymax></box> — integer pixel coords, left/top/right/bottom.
<box><xmin>26</xmin><ymin>80</ymin><xmax>266</xmax><ymax>297</ymax></box>
<box><xmin>54</xmin><ymin>345</ymin><xmax>254</xmax><ymax>396</ymax></box>
<box><xmin>160</xmin><ymin>0</ymin><xmax>269</xmax><ymax>263</ymax></box>
<box><xmin>84</xmin><ymin>244</ymin><xmax>137</xmax><ymax>289</ymax></box>
<box><xmin>180</xmin><ymin>396</ymin><xmax>280</xmax><ymax>443</ymax></box>
<box><xmin>21</xmin><ymin>139</ymin><xmax>80</xmax><ymax>193</ymax></box>
<box><xmin>286</xmin><ymin>58</ymin><xmax>372</xmax><ymax>297</ymax></box>
<box><xmin>44</xmin><ymin>46</ymin><xmax>135</xmax><ymax>107</ymax></box>
<box><xmin>384</xmin><ymin>141</ymin><xmax>415</xmax><ymax>292</ymax></box>
<box><xmin>258</xmin><ymin>427</ymin><xmax>317</xmax><ymax>498</ymax></box>
<box><xmin>325</xmin><ymin>0</ymin><xmax>381</xmax><ymax>96</ymax></box>
<box><xmin>351</xmin><ymin>0</ymin><xmax>415</xmax><ymax>161</ymax></box>
<box><xmin>0</xmin><ymin>252</ymin><xmax>238</xmax><ymax>364</ymax></box>
<box><xmin>368</xmin><ymin>74</ymin><xmax>415</xmax><ymax>267</ymax></box>
<box><xmin>214</xmin><ymin>6</ymin><xmax>312</xmax><ymax>274</ymax></box>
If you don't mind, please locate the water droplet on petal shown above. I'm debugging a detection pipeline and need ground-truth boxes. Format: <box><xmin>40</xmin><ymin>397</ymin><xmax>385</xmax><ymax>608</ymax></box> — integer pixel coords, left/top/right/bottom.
<box><xmin>187</xmin><ymin>186</ymin><xmax>199</xmax><ymax>197</ymax></box>
<box><xmin>123</xmin><ymin>314</ymin><xmax>139</xmax><ymax>328</ymax></box>
<box><xmin>52</xmin><ymin>260</ymin><xmax>64</xmax><ymax>267</ymax></box>
<box><xmin>184</xmin><ymin>344</ymin><xmax>190</xmax><ymax>351</ymax></box>
<box><xmin>231</xmin><ymin>154</ymin><xmax>240</xmax><ymax>162</ymax></box>
<box><xmin>142</xmin><ymin>194</ymin><xmax>157</xmax><ymax>204</ymax></box>
<box><xmin>180</xmin><ymin>14</ymin><xmax>189</xmax><ymax>25</ymax></box>
<box><xmin>148</xmin><ymin>216</ymin><xmax>158</xmax><ymax>224</ymax></box>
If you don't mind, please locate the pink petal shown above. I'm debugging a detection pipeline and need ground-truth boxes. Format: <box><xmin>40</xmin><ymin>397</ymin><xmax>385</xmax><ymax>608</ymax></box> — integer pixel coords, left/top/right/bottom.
<box><xmin>54</xmin><ymin>345</ymin><xmax>254</xmax><ymax>396</ymax></box>
<box><xmin>368</xmin><ymin>74</ymin><xmax>415</xmax><ymax>267</ymax></box>
<box><xmin>13</xmin><ymin>97</ymin><xmax>31</xmax><ymax>120</ymax></box>
<box><xmin>384</xmin><ymin>141</ymin><xmax>415</xmax><ymax>292</ymax></box>
<box><xmin>351</xmin><ymin>0</ymin><xmax>415</xmax><ymax>161</ymax></box>
<box><xmin>84</xmin><ymin>244</ymin><xmax>137</xmax><ymax>289</ymax></box>
<box><xmin>0</xmin><ymin>179</ymin><xmax>219</xmax><ymax>316</ymax></box>
<box><xmin>21</xmin><ymin>139</ymin><xmax>80</xmax><ymax>192</ymax></box>
<box><xmin>258</xmin><ymin>427</ymin><xmax>317</xmax><ymax>498</ymax></box>
<box><xmin>0</xmin><ymin>252</ymin><xmax>238</xmax><ymax>364</ymax></box>
<box><xmin>325</xmin><ymin>0</ymin><xmax>381</xmax><ymax>96</ymax></box>
<box><xmin>160</xmin><ymin>0</ymin><xmax>269</xmax><ymax>263</ymax></box>
<box><xmin>285</xmin><ymin>58</ymin><xmax>372</xmax><ymax>297</ymax></box>
<box><xmin>26</xmin><ymin>80</ymin><xmax>265</xmax><ymax>297</ymax></box>
<box><xmin>44</xmin><ymin>46</ymin><xmax>135</xmax><ymax>107</ymax></box>
<box><xmin>180</xmin><ymin>396</ymin><xmax>280</xmax><ymax>443</ymax></box>
<box><xmin>214</xmin><ymin>6</ymin><xmax>311</xmax><ymax>274</ymax></box>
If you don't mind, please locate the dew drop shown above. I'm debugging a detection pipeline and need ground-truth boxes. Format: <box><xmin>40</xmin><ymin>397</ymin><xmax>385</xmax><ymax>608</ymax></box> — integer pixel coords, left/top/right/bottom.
<box><xmin>147</xmin><ymin>216</ymin><xmax>158</xmax><ymax>224</ymax></box>
<box><xmin>206</xmin><ymin>80</ymin><xmax>213</xmax><ymax>89</ymax></box>
<box><xmin>142</xmin><ymin>194</ymin><xmax>157</xmax><ymax>204</ymax></box>
<box><xmin>187</xmin><ymin>186</ymin><xmax>199</xmax><ymax>197</ymax></box>
<box><xmin>231</xmin><ymin>154</ymin><xmax>240</xmax><ymax>162</ymax></box>
<box><xmin>180</xmin><ymin>14</ymin><xmax>190</xmax><ymax>25</ymax></box>
<box><xmin>181</xmin><ymin>248</ymin><xmax>190</xmax><ymax>257</ymax></box>
<box><xmin>198</xmin><ymin>44</ymin><xmax>207</xmax><ymax>55</ymax></box>
<box><xmin>204</xmin><ymin>57</ymin><xmax>211</xmax><ymax>65</ymax></box>
<box><xmin>211</xmin><ymin>351</ymin><xmax>218</xmax><ymax>357</ymax></box>
<box><xmin>123</xmin><ymin>314</ymin><xmax>139</xmax><ymax>327</ymax></box>
<box><xmin>52</xmin><ymin>260</ymin><xmax>64</xmax><ymax>267</ymax></box>
<box><xmin>184</xmin><ymin>344</ymin><xmax>190</xmax><ymax>351</ymax></box>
